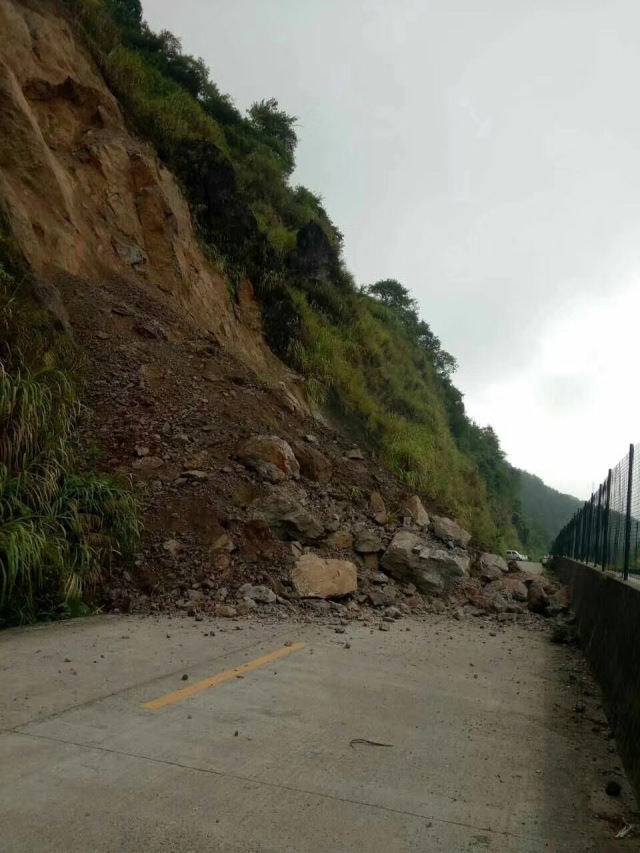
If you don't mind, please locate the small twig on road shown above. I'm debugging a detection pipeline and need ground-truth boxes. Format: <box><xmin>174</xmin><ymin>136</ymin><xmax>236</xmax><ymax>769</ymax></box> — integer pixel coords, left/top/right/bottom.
<box><xmin>615</xmin><ymin>823</ymin><xmax>636</xmax><ymax>839</ymax></box>
<box><xmin>349</xmin><ymin>738</ymin><xmax>393</xmax><ymax>750</ymax></box>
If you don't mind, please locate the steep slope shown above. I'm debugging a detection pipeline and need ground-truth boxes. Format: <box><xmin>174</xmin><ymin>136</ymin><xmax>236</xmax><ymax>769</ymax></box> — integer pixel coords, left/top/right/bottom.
<box><xmin>0</xmin><ymin>0</ymin><xmax>570</xmax><ymax>622</ymax></box>
<box><xmin>0</xmin><ymin>0</ymin><xmax>505</xmax><ymax>541</ymax></box>
<box><xmin>516</xmin><ymin>469</ymin><xmax>581</xmax><ymax>552</ymax></box>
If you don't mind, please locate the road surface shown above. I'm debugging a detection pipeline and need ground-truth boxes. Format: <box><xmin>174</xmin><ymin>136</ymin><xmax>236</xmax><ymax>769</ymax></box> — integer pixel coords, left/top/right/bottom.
<box><xmin>0</xmin><ymin>608</ymin><xmax>635</xmax><ymax>852</ymax></box>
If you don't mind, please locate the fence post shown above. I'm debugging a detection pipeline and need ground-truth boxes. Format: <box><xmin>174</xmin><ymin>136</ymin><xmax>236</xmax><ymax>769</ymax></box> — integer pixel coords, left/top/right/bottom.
<box><xmin>594</xmin><ymin>483</ymin><xmax>602</xmax><ymax>567</ymax></box>
<box><xmin>586</xmin><ymin>492</ymin><xmax>598</xmax><ymax>564</ymax></box>
<box><xmin>602</xmin><ymin>469</ymin><xmax>612</xmax><ymax>571</ymax></box>
<box><xmin>623</xmin><ymin>444</ymin><xmax>634</xmax><ymax>580</ymax></box>
<box><xmin>585</xmin><ymin>501</ymin><xmax>591</xmax><ymax>561</ymax></box>
<box><xmin>581</xmin><ymin>501</ymin><xmax>589</xmax><ymax>562</ymax></box>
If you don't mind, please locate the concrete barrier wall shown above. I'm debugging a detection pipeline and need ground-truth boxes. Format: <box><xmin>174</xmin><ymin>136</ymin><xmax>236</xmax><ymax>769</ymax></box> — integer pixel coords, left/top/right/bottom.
<box><xmin>554</xmin><ymin>557</ymin><xmax>640</xmax><ymax>801</ymax></box>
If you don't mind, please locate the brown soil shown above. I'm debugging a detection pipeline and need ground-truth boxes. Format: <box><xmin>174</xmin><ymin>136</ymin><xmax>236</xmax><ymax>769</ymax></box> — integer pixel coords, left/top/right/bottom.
<box><xmin>58</xmin><ymin>271</ymin><xmax>431</xmax><ymax>614</ymax></box>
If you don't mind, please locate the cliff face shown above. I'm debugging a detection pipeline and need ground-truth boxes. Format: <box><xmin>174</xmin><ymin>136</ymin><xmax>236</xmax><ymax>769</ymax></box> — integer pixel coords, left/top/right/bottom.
<box><xmin>0</xmin><ymin>0</ymin><xmax>268</xmax><ymax>365</ymax></box>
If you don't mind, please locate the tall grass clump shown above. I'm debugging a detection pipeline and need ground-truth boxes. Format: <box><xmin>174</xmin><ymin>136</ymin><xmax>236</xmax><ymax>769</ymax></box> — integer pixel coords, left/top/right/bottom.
<box><xmin>0</xmin><ymin>365</ymin><xmax>140</xmax><ymax>624</ymax></box>
<box><xmin>0</xmin><ymin>253</ymin><xmax>140</xmax><ymax>625</ymax></box>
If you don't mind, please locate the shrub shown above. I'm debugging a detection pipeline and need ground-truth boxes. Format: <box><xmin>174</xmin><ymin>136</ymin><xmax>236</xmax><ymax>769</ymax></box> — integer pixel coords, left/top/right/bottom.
<box><xmin>551</xmin><ymin>622</ymin><xmax>579</xmax><ymax>645</ymax></box>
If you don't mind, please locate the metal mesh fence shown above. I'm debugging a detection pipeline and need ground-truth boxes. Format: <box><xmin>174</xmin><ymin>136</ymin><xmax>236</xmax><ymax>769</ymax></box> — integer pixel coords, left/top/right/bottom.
<box><xmin>553</xmin><ymin>443</ymin><xmax>640</xmax><ymax>579</ymax></box>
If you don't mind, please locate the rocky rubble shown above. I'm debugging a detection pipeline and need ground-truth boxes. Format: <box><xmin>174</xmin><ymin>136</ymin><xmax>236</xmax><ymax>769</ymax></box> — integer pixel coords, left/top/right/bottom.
<box><xmin>61</xmin><ymin>273</ymin><xmax>572</xmax><ymax>630</ymax></box>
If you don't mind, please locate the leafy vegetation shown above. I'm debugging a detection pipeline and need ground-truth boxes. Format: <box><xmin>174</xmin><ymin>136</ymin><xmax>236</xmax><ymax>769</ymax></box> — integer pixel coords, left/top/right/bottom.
<box><xmin>550</xmin><ymin>622</ymin><xmax>580</xmax><ymax>646</ymax></box>
<box><xmin>61</xmin><ymin>0</ymin><xmax>546</xmax><ymax>549</ymax></box>
<box><xmin>516</xmin><ymin>470</ymin><xmax>581</xmax><ymax>553</ymax></box>
<box><xmin>0</xmin><ymin>236</ymin><xmax>140</xmax><ymax>625</ymax></box>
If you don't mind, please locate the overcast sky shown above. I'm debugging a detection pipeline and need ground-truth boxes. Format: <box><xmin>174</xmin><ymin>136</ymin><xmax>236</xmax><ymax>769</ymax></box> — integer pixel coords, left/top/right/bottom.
<box><xmin>144</xmin><ymin>0</ymin><xmax>640</xmax><ymax>499</ymax></box>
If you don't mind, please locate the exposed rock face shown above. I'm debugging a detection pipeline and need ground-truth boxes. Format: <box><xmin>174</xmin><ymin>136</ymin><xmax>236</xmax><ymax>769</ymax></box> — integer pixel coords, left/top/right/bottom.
<box><xmin>237</xmin><ymin>435</ymin><xmax>300</xmax><ymax>482</ymax></box>
<box><xmin>290</xmin><ymin>220</ymin><xmax>340</xmax><ymax>281</ymax></box>
<box><xmin>403</xmin><ymin>495</ymin><xmax>430</xmax><ymax>527</ymax></box>
<box><xmin>431</xmin><ymin>516</ymin><xmax>472</xmax><ymax>548</ymax></box>
<box><xmin>380</xmin><ymin>531</ymin><xmax>468</xmax><ymax>594</ymax></box>
<box><xmin>291</xmin><ymin>553</ymin><xmax>357</xmax><ymax>598</ymax></box>
<box><xmin>0</xmin><ymin>0</ymin><xmax>273</xmax><ymax>366</ymax></box>
<box><xmin>248</xmin><ymin>491</ymin><xmax>323</xmax><ymax>541</ymax></box>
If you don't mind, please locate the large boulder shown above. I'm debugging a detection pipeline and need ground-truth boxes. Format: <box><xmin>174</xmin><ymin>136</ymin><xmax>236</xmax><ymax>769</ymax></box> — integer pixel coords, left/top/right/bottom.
<box><xmin>418</xmin><ymin>545</ymin><xmax>470</xmax><ymax>576</ymax></box>
<box><xmin>502</xmin><ymin>577</ymin><xmax>528</xmax><ymax>602</ymax></box>
<box><xmin>292</xmin><ymin>554</ymin><xmax>357</xmax><ymax>598</ymax></box>
<box><xmin>478</xmin><ymin>552</ymin><xmax>508</xmax><ymax>579</ymax></box>
<box><xmin>402</xmin><ymin>495</ymin><xmax>430</xmax><ymax>528</ymax></box>
<box><xmin>548</xmin><ymin>586</ymin><xmax>571</xmax><ymax>614</ymax></box>
<box><xmin>292</xmin><ymin>441</ymin><xmax>333</xmax><ymax>485</ymax></box>
<box><xmin>249</xmin><ymin>491</ymin><xmax>323</xmax><ymax>540</ymax></box>
<box><xmin>237</xmin><ymin>435</ymin><xmax>300</xmax><ymax>482</ymax></box>
<box><xmin>527</xmin><ymin>580</ymin><xmax>550</xmax><ymax>614</ymax></box>
<box><xmin>431</xmin><ymin>516</ymin><xmax>471</xmax><ymax>548</ymax></box>
<box><xmin>483</xmin><ymin>578</ymin><xmax>505</xmax><ymax>597</ymax></box>
<box><xmin>380</xmin><ymin>531</ymin><xmax>469</xmax><ymax>594</ymax></box>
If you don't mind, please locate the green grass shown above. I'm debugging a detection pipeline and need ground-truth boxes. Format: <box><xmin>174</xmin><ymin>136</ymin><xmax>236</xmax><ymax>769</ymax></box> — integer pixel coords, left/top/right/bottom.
<box><xmin>0</xmin><ymin>365</ymin><xmax>140</xmax><ymax>625</ymax></box>
<box><xmin>0</xmin><ymin>248</ymin><xmax>140</xmax><ymax>625</ymax></box>
<box><xmin>286</xmin><ymin>292</ymin><xmax>501</xmax><ymax>541</ymax></box>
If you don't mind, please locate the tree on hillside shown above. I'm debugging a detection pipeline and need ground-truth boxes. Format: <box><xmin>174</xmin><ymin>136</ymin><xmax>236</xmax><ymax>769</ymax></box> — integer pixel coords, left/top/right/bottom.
<box><xmin>106</xmin><ymin>0</ymin><xmax>142</xmax><ymax>29</ymax></box>
<box><xmin>517</xmin><ymin>469</ymin><xmax>581</xmax><ymax>546</ymax></box>
<box><xmin>248</xmin><ymin>99</ymin><xmax>298</xmax><ymax>175</ymax></box>
<box><xmin>365</xmin><ymin>280</ymin><xmax>458</xmax><ymax>379</ymax></box>
<box><xmin>365</xmin><ymin>279</ymin><xmax>418</xmax><ymax>324</ymax></box>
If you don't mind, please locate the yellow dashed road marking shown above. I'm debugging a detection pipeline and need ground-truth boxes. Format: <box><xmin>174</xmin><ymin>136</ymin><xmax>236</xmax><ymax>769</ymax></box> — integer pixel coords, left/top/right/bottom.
<box><xmin>141</xmin><ymin>642</ymin><xmax>305</xmax><ymax>710</ymax></box>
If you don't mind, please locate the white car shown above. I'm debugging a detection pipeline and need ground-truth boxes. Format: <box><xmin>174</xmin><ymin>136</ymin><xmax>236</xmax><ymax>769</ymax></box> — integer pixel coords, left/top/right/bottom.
<box><xmin>506</xmin><ymin>549</ymin><xmax>524</xmax><ymax>562</ymax></box>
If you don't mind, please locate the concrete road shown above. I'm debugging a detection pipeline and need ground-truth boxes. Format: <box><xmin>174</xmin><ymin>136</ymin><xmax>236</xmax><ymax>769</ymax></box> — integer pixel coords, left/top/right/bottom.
<box><xmin>0</xmin><ymin>612</ymin><xmax>635</xmax><ymax>852</ymax></box>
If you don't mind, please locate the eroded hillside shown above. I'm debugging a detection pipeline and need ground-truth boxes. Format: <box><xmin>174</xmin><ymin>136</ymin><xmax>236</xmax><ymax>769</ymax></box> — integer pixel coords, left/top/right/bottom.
<box><xmin>0</xmin><ymin>0</ymin><xmax>275</xmax><ymax>366</ymax></box>
<box><xmin>0</xmin><ymin>0</ymin><xmax>560</xmax><ymax>622</ymax></box>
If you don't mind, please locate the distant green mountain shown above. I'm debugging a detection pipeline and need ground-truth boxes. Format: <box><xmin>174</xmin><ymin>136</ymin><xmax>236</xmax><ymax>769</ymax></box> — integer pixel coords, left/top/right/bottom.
<box><xmin>515</xmin><ymin>469</ymin><xmax>581</xmax><ymax>552</ymax></box>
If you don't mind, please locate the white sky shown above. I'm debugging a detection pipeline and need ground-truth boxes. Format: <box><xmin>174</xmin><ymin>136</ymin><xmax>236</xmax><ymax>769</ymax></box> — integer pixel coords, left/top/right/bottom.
<box><xmin>143</xmin><ymin>0</ymin><xmax>640</xmax><ymax>499</ymax></box>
